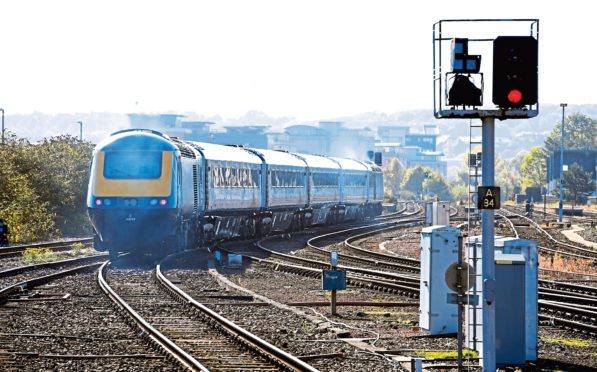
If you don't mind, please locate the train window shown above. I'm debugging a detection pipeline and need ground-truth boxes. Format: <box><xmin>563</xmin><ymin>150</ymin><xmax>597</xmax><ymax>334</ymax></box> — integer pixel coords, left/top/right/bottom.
<box><xmin>104</xmin><ymin>151</ymin><xmax>163</xmax><ymax>179</ymax></box>
<box><xmin>272</xmin><ymin>170</ymin><xmax>305</xmax><ymax>188</ymax></box>
<box><xmin>344</xmin><ymin>173</ymin><xmax>367</xmax><ymax>187</ymax></box>
<box><xmin>211</xmin><ymin>165</ymin><xmax>260</xmax><ymax>188</ymax></box>
<box><xmin>312</xmin><ymin>172</ymin><xmax>339</xmax><ymax>187</ymax></box>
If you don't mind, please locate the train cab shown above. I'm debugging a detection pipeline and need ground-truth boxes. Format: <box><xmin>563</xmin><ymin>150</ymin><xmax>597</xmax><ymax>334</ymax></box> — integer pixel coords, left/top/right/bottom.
<box><xmin>87</xmin><ymin>129</ymin><xmax>181</xmax><ymax>255</ymax></box>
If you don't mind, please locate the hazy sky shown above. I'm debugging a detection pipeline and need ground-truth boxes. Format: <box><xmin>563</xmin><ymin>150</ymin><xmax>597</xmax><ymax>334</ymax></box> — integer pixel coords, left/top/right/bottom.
<box><xmin>1</xmin><ymin>1</ymin><xmax>594</xmax><ymax>120</ymax></box>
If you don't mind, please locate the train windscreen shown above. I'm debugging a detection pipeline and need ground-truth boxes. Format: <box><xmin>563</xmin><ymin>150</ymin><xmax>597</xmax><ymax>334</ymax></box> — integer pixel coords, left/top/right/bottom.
<box><xmin>103</xmin><ymin>150</ymin><xmax>163</xmax><ymax>179</ymax></box>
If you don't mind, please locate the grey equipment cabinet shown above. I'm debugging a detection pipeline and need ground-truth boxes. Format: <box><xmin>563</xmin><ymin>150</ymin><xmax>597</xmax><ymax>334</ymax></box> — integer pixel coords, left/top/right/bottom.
<box><xmin>419</xmin><ymin>225</ymin><xmax>461</xmax><ymax>334</ymax></box>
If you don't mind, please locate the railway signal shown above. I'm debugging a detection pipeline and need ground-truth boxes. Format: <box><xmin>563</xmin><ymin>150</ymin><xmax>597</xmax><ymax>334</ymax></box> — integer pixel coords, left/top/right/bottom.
<box><xmin>492</xmin><ymin>36</ymin><xmax>538</xmax><ymax>108</ymax></box>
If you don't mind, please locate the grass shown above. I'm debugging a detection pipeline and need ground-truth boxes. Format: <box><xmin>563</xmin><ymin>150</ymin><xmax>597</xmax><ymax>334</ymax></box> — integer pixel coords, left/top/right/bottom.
<box><xmin>542</xmin><ymin>337</ymin><xmax>596</xmax><ymax>348</ymax></box>
<box><xmin>413</xmin><ymin>350</ymin><xmax>479</xmax><ymax>359</ymax></box>
<box><xmin>22</xmin><ymin>247</ymin><xmax>54</xmax><ymax>263</ymax></box>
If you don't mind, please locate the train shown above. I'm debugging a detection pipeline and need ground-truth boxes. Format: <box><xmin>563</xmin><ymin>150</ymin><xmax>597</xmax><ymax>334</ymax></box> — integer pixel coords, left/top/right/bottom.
<box><xmin>87</xmin><ymin>129</ymin><xmax>384</xmax><ymax>257</ymax></box>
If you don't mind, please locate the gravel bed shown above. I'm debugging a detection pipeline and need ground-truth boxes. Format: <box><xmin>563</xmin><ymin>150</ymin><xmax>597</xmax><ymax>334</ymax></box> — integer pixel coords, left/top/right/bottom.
<box><xmin>0</xmin><ymin>272</ymin><xmax>177</xmax><ymax>371</ymax></box>
<box><xmin>163</xmin><ymin>268</ymin><xmax>403</xmax><ymax>371</ymax></box>
<box><xmin>578</xmin><ymin>226</ymin><xmax>597</xmax><ymax>243</ymax></box>
<box><xmin>210</xmin><ymin>261</ymin><xmax>462</xmax><ymax>370</ymax></box>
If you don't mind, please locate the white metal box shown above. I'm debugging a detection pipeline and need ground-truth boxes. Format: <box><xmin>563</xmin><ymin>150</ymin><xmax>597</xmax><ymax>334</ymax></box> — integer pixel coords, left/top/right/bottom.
<box><xmin>419</xmin><ymin>225</ymin><xmax>461</xmax><ymax>334</ymax></box>
<box><xmin>425</xmin><ymin>202</ymin><xmax>433</xmax><ymax>226</ymax></box>
<box><xmin>433</xmin><ymin>201</ymin><xmax>450</xmax><ymax>225</ymax></box>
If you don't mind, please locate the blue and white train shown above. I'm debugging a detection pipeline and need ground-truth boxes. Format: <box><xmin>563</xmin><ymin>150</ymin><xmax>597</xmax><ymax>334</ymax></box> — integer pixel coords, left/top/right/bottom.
<box><xmin>87</xmin><ymin>129</ymin><xmax>383</xmax><ymax>257</ymax></box>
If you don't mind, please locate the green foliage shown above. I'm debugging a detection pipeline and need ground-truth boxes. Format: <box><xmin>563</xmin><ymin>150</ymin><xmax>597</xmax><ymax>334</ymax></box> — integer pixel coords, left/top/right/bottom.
<box><xmin>423</xmin><ymin>171</ymin><xmax>451</xmax><ymax>200</ymax></box>
<box><xmin>562</xmin><ymin>162</ymin><xmax>596</xmax><ymax>201</ymax></box>
<box><xmin>382</xmin><ymin>158</ymin><xmax>405</xmax><ymax>197</ymax></box>
<box><xmin>0</xmin><ymin>132</ymin><xmax>93</xmax><ymax>243</ymax></box>
<box><xmin>397</xmin><ymin>189</ymin><xmax>416</xmax><ymax>200</ymax></box>
<box><xmin>22</xmin><ymin>247</ymin><xmax>54</xmax><ymax>263</ymax></box>
<box><xmin>450</xmin><ymin>184</ymin><xmax>468</xmax><ymax>201</ymax></box>
<box><xmin>544</xmin><ymin>113</ymin><xmax>597</xmax><ymax>154</ymax></box>
<box><xmin>400</xmin><ymin>166</ymin><xmax>426</xmax><ymax>196</ymax></box>
<box><xmin>70</xmin><ymin>242</ymin><xmax>85</xmax><ymax>255</ymax></box>
<box><xmin>401</xmin><ymin>166</ymin><xmax>450</xmax><ymax>200</ymax></box>
<box><xmin>520</xmin><ymin>146</ymin><xmax>546</xmax><ymax>191</ymax></box>
<box><xmin>496</xmin><ymin>157</ymin><xmax>522</xmax><ymax>201</ymax></box>
<box><xmin>383</xmin><ymin>194</ymin><xmax>397</xmax><ymax>204</ymax></box>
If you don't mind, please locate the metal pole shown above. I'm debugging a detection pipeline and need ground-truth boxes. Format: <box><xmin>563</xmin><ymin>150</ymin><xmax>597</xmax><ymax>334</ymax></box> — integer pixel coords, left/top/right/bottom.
<box><xmin>77</xmin><ymin>121</ymin><xmax>83</xmax><ymax>141</ymax></box>
<box><xmin>559</xmin><ymin>104</ymin><xmax>566</xmax><ymax>223</ymax></box>
<box><xmin>481</xmin><ymin>116</ymin><xmax>495</xmax><ymax>372</ymax></box>
<box><xmin>457</xmin><ymin>235</ymin><xmax>464</xmax><ymax>372</ymax></box>
<box><xmin>544</xmin><ymin>157</ymin><xmax>547</xmax><ymax>221</ymax></box>
<box><xmin>0</xmin><ymin>108</ymin><xmax>4</xmax><ymax>144</ymax></box>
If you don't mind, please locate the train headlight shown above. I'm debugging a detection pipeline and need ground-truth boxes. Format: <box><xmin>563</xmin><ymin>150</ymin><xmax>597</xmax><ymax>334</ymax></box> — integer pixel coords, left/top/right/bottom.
<box><xmin>150</xmin><ymin>199</ymin><xmax>158</xmax><ymax>206</ymax></box>
<box><xmin>95</xmin><ymin>199</ymin><xmax>102</xmax><ymax>206</ymax></box>
<box><xmin>160</xmin><ymin>199</ymin><xmax>167</xmax><ymax>206</ymax></box>
<box><xmin>104</xmin><ymin>199</ymin><xmax>111</xmax><ymax>206</ymax></box>
<box><xmin>130</xmin><ymin>198</ymin><xmax>138</xmax><ymax>207</ymax></box>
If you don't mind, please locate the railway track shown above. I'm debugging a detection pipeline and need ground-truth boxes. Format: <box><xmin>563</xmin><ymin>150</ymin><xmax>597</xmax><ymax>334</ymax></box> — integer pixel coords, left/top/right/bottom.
<box><xmin>0</xmin><ymin>237</ymin><xmax>93</xmax><ymax>260</ymax></box>
<box><xmin>243</xmin><ymin>216</ymin><xmax>597</xmax><ymax>335</ymax></box>
<box><xmin>99</xmin><ymin>261</ymin><xmax>318</xmax><ymax>372</ymax></box>
<box><xmin>0</xmin><ymin>257</ymin><xmax>107</xmax><ymax>305</ymax></box>
<box><xmin>498</xmin><ymin>207</ymin><xmax>597</xmax><ymax>260</ymax></box>
<box><xmin>0</xmin><ymin>254</ymin><xmax>108</xmax><ymax>289</ymax></box>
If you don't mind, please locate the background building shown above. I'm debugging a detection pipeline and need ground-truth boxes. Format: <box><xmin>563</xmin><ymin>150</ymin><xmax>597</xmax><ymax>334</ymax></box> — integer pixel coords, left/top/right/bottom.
<box><xmin>546</xmin><ymin>149</ymin><xmax>597</xmax><ymax>194</ymax></box>
<box><xmin>375</xmin><ymin>125</ymin><xmax>447</xmax><ymax>176</ymax></box>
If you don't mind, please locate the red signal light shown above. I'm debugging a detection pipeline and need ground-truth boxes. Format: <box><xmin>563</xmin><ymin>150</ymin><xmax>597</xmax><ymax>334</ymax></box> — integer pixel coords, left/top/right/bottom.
<box><xmin>160</xmin><ymin>199</ymin><xmax>167</xmax><ymax>206</ymax></box>
<box><xmin>507</xmin><ymin>89</ymin><xmax>522</xmax><ymax>104</ymax></box>
<box><xmin>95</xmin><ymin>199</ymin><xmax>102</xmax><ymax>206</ymax></box>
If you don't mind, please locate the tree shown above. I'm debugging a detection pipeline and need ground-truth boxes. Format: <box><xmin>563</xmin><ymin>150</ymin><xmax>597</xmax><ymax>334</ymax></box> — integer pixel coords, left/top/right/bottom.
<box><xmin>0</xmin><ymin>134</ymin><xmax>57</xmax><ymax>242</ymax></box>
<box><xmin>520</xmin><ymin>146</ymin><xmax>546</xmax><ymax>192</ymax></box>
<box><xmin>496</xmin><ymin>157</ymin><xmax>522</xmax><ymax>201</ymax></box>
<box><xmin>401</xmin><ymin>166</ymin><xmax>450</xmax><ymax>200</ymax></box>
<box><xmin>0</xmin><ymin>132</ymin><xmax>93</xmax><ymax>242</ymax></box>
<box><xmin>544</xmin><ymin>113</ymin><xmax>597</xmax><ymax>155</ymax></box>
<box><xmin>562</xmin><ymin>162</ymin><xmax>596</xmax><ymax>202</ymax></box>
<box><xmin>382</xmin><ymin>158</ymin><xmax>405</xmax><ymax>197</ymax></box>
<box><xmin>423</xmin><ymin>171</ymin><xmax>451</xmax><ymax>200</ymax></box>
<box><xmin>401</xmin><ymin>166</ymin><xmax>426</xmax><ymax>197</ymax></box>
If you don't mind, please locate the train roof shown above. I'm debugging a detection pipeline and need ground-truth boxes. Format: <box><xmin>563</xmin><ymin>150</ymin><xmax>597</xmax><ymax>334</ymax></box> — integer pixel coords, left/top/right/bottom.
<box><xmin>292</xmin><ymin>153</ymin><xmax>341</xmax><ymax>170</ymax></box>
<box><xmin>330</xmin><ymin>157</ymin><xmax>369</xmax><ymax>172</ymax></box>
<box><xmin>188</xmin><ymin>141</ymin><xmax>262</xmax><ymax>164</ymax></box>
<box><xmin>248</xmin><ymin>149</ymin><xmax>307</xmax><ymax>167</ymax></box>
<box><xmin>97</xmin><ymin>129</ymin><xmax>176</xmax><ymax>151</ymax></box>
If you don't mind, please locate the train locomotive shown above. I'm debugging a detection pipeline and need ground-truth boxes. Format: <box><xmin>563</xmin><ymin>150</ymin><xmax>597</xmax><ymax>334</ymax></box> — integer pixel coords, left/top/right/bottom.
<box><xmin>87</xmin><ymin>129</ymin><xmax>383</xmax><ymax>257</ymax></box>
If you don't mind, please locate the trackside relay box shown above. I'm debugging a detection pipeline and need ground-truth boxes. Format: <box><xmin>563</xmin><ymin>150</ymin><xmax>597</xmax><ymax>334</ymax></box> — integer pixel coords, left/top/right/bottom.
<box><xmin>419</xmin><ymin>225</ymin><xmax>461</xmax><ymax>334</ymax></box>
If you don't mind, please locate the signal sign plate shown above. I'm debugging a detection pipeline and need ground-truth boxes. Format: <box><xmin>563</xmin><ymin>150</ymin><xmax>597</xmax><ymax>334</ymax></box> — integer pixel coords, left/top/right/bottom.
<box><xmin>477</xmin><ymin>186</ymin><xmax>500</xmax><ymax>210</ymax></box>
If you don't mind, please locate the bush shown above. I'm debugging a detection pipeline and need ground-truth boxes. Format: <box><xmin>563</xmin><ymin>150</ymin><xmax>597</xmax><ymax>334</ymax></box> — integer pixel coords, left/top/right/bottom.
<box><xmin>0</xmin><ymin>132</ymin><xmax>93</xmax><ymax>243</ymax></box>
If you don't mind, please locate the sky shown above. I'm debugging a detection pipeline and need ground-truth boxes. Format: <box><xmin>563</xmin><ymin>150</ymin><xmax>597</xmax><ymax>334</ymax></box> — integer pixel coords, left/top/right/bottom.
<box><xmin>0</xmin><ymin>0</ymin><xmax>595</xmax><ymax>121</ymax></box>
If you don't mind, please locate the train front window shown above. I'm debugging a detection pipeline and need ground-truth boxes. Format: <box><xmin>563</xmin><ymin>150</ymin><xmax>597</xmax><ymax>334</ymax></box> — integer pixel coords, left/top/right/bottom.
<box><xmin>103</xmin><ymin>151</ymin><xmax>163</xmax><ymax>179</ymax></box>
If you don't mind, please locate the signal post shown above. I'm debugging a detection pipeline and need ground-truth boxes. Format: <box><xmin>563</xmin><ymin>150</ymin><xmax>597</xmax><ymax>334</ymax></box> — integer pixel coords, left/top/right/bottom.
<box><xmin>433</xmin><ymin>19</ymin><xmax>539</xmax><ymax>371</ymax></box>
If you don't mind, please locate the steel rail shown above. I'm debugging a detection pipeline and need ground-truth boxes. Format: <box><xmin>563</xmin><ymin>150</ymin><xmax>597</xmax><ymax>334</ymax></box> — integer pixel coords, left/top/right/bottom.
<box><xmin>97</xmin><ymin>262</ymin><xmax>209</xmax><ymax>372</ymax></box>
<box><xmin>502</xmin><ymin>207</ymin><xmax>597</xmax><ymax>259</ymax></box>
<box><xmin>0</xmin><ymin>237</ymin><xmax>93</xmax><ymax>255</ymax></box>
<box><xmin>155</xmin><ymin>263</ymin><xmax>320</xmax><ymax>372</ymax></box>
<box><xmin>538</xmin><ymin>314</ymin><xmax>597</xmax><ymax>333</ymax></box>
<box><xmin>0</xmin><ymin>254</ymin><xmax>107</xmax><ymax>278</ymax></box>
<box><xmin>255</xmin><ymin>239</ymin><xmax>420</xmax><ymax>286</ymax></box>
<box><xmin>0</xmin><ymin>240</ymin><xmax>94</xmax><ymax>260</ymax></box>
<box><xmin>0</xmin><ymin>261</ymin><xmax>104</xmax><ymax>305</ymax></box>
<box><xmin>343</xmin><ymin>225</ymin><xmax>422</xmax><ymax>269</ymax></box>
